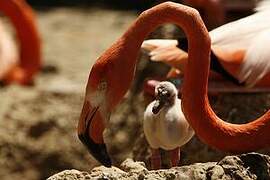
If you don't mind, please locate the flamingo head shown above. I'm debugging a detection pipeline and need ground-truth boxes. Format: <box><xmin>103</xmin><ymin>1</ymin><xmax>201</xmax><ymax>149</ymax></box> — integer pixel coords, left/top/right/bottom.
<box><xmin>78</xmin><ymin>57</ymin><xmax>128</xmax><ymax>167</ymax></box>
<box><xmin>152</xmin><ymin>81</ymin><xmax>178</xmax><ymax>114</ymax></box>
<box><xmin>77</xmin><ymin>62</ymin><xmax>112</xmax><ymax>167</ymax></box>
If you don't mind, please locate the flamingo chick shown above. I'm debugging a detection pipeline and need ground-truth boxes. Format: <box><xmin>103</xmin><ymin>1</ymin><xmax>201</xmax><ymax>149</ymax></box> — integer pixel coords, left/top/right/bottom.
<box><xmin>144</xmin><ymin>81</ymin><xmax>194</xmax><ymax>169</ymax></box>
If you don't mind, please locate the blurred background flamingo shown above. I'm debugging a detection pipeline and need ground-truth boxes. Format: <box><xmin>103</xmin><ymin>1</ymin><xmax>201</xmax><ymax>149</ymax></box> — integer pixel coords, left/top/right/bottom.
<box><xmin>0</xmin><ymin>0</ymin><xmax>41</xmax><ymax>85</ymax></box>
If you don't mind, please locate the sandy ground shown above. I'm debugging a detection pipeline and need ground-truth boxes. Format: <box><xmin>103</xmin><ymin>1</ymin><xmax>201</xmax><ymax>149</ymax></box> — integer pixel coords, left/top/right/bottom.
<box><xmin>0</xmin><ymin>5</ymin><xmax>269</xmax><ymax>180</ymax></box>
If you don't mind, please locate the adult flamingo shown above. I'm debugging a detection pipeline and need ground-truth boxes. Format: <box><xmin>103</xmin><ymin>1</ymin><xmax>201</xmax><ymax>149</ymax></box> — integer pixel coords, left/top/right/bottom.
<box><xmin>142</xmin><ymin>0</ymin><xmax>270</xmax><ymax>88</ymax></box>
<box><xmin>78</xmin><ymin>2</ymin><xmax>270</xmax><ymax>166</ymax></box>
<box><xmin>0</xmin><ymin>0</ymin><xmax>41</xmax><ymax>85</ymax></box>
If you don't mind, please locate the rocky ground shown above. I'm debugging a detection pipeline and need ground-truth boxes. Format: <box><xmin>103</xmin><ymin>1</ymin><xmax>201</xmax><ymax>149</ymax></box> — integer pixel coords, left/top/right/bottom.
<box><xmin>0</xmin><ymin>4</ymin><xmax>269</xmax><ymax>180</ymax></box>
<box><xmin>48</xmin><ymin>153</ymin><xmax>270</xmax><ymax>180</ymax></box>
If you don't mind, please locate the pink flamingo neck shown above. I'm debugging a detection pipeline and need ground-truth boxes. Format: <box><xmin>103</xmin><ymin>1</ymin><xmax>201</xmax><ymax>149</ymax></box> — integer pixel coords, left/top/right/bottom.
<box><xmin>99</xmin><ymin>2</ymin><xmax>270</xmax><ymax>152</ymax></box>
<box><xmin>0</xmin><ymin>0</ymin><xmax>41</xmax><ymax>84</ymax></box>
<box><xmin>94</xmin><ymin>3</ymin><xmax>210</xmax><ymax>107</ymax></box>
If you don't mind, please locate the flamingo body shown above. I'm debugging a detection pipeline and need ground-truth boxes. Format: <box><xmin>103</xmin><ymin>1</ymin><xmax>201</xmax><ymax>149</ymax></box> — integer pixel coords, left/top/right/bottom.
<box><xmin>142</xmin><ymin>0</ymin><xmax>270</xmax><ymax>87</ymax></box>
<box><xmin>144</xmin><ymin>100</ymin><xmax>193</xmax><ymax>150</ymax></box>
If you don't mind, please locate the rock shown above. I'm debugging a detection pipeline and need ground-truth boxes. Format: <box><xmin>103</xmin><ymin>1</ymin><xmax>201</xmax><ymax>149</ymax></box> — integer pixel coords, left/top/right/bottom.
<box><xmin>90</xmin><ymin>166</ymin><xmax>127</xmax><ymax>179</ymax></box>
<box><xmin>47</xmin><ymin>153</ymin><xmax>270</xmax><ymax>180</ymax></box>
<box><xmin>47</xmin><ymin>170</ymin><xmax>91</xmax><ymax>180</ymax></box>
<box><xmin>218</xmin><ymin>153</ymin><xmax>270</xmax><ymax>180</ymax></box>
<box><xmin>120</xmin><ymin>158</ymin><xmax>147</xmax><ymax>173</ymax></box>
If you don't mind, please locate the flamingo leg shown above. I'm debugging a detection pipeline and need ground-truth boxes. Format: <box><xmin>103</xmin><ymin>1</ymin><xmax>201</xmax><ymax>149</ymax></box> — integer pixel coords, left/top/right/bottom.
<box><xmin>169</xmin><ymin>147</ymin><xmax>180</xmax><ymax>167</ymax></box>
<box><xmin>151</xmin><ymin>148</ymin><xmax>161</xmax><ymax>170</ymax></box>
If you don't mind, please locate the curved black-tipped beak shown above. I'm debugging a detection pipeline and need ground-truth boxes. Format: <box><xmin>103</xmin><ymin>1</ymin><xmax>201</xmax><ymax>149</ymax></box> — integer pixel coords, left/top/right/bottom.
<box><xmin>77</xmin><ymin>102</ymin><xmax>112</xmax><ymax>167</ymax></box>
<box><xmin>152</xmin><ymin>89</ymin><xmax>170</xmax><ymax>114</ymax></box>
<box><xmin>78</xmin><ymin>130</ymin><xmax>112</xmax><ymax>167</ymax></box>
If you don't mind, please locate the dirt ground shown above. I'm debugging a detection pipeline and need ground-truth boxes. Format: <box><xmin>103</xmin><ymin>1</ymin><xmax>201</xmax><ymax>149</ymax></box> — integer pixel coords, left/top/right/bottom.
<box><xmin>0</xmin><ymin>5</ymin><xmax>269</xmax><ymax>180</ymax></box>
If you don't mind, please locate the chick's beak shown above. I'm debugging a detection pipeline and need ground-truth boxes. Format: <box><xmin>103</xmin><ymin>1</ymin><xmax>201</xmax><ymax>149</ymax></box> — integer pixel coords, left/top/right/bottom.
<box><xmin>77</xmin><ymin>101</ymin><xmax>112</xmax><ymax>167</ymax></box>
<box><xmin>152</xmin><ymin>99</ymin><xmax>165</xmax><ymax>114</ymax></box>
<box><xmin>152</xmin><ymin>90</ymin><xmax>169</xmax><ymax>114</ymax></box>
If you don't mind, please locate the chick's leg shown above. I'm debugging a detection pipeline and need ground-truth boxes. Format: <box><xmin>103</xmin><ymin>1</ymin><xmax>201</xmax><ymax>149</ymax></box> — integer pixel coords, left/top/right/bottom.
<box><xmin>169</xmin><ymin>147</ymin><xmax>180</xmax><ymax>167</ymax></box>
<box><xmin>151</xmin><ymin>148</ymin><xmax>161</xmax><ymax>170</ymax></box>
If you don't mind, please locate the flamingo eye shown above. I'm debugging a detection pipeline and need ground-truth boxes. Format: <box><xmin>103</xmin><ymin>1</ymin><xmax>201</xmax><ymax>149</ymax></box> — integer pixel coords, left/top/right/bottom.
<box><xmin>98</xmin><ymin>81</ymin><xmax>107</xmax><ymax>91</ymax></box>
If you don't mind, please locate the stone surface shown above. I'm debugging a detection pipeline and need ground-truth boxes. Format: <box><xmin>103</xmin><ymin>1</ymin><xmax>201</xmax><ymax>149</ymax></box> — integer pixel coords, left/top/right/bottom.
<box><xmin>47</xmin><ymin>153</ymin><xmax>270</xmax><ymax>180</ymax></box>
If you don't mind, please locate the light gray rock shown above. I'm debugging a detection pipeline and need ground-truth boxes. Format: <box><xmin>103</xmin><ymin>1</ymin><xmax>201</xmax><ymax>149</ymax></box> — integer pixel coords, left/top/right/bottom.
<box><xmin>47</xmin><ymin>169</ymin><xmax>91</xmax><ymax>180</ymax></box>
<box><xmin>47</xmin><ymin>153</ymin><xmax>270</xmax><ymax>180</ymax></box>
